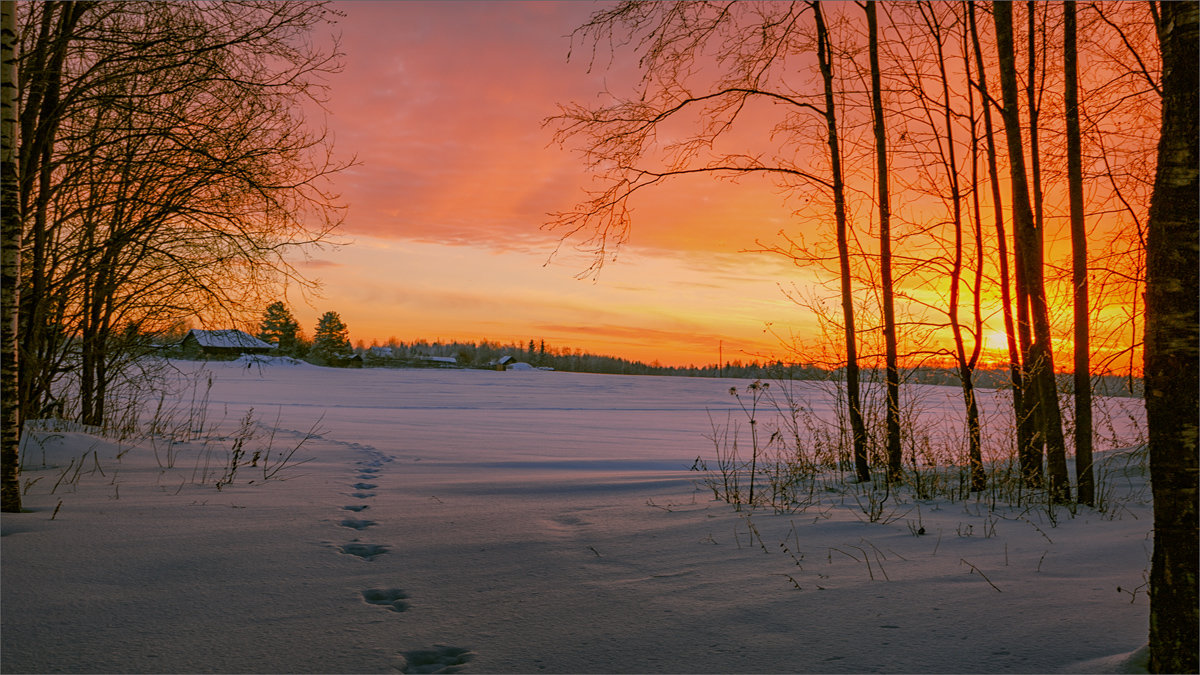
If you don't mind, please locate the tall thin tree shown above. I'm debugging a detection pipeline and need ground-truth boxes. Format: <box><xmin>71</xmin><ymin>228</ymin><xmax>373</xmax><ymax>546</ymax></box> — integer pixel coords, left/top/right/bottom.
<box><xmin>814</xmin><ymin>1</ymin><xmax>871</xmax><ymax>483</ymax></box>
<box><xmin>968</xmin><ymin>0</ymin><xmax>1028</xmax><ymax>489</ymax></box>
<box><xmin>1062</xmin><ymin>0</ymin><xmax>1094</xmax><ymax>505</ymax></box>
<box><xmin>1</xmin><ymin>0</ymin><xmax>21</xmax><ymax>513</ymax></box>
<box><xmin>993</xmin><ymin>0</ymin><xmax>1070</xmax><ymax>502</ymax></box>
<box><xmin>549</xmin><ymin>2</ymin><xmax>871</xmax><ymax>482</ymax></box>
<box><xmin>866</xmin><ymin>0</ymin><xmax>901</xmax><ymax>485</ymax></box>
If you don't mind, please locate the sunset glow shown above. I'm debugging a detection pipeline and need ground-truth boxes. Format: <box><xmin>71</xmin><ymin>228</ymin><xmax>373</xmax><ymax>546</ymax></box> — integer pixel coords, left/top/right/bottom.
<box><xmin>285</xmin><ymin>1</ymin><xmax>830</xmax><ymax>367</ymax></box>
<box><xmin>293</xmin><ymin>1</ymin><xmax>1148</xmax><ymax>372</ymax></box>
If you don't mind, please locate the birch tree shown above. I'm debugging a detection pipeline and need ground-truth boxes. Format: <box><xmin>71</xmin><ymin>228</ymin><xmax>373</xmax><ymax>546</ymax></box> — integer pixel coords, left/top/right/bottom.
<box><xmin>1</xmin><ymin>0</ymin><xmax>20</xmax><ymax>513</ymax></box>
<box><xmin>1144</xmin><ymin>1</ymin><xmax>1198</xmax><ymax>670</ymax></box>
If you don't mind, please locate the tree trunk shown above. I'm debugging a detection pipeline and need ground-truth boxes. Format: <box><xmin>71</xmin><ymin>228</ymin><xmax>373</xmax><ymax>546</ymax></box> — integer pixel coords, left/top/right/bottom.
<box><xmin>814</xmin><ymin>1</ymin><xmax>870</xmax><ymax>483</ymax></box>
<box><xmin>1063</xmin><ymin>0</ymin><xmax>1094</xmax><ymax>506</ymax></box>
<box><xmin>969</xmin><ymin>1</ymin><xmax>1027</xmax><ymax>489</ymax></box>
<box><xmin>995</xmin><ymin>1</ymin><xmax>1069</xmax><ymax>501</ymax></box>
<box><xmin>1025</xmin><ymin>0</ymin><xmax>1071</xmax><ymax>503</ymax></box>
<box><xmin>921</xmin><ymin>3</ymin><xmax>983</xmax><ymax>496</ymax></box>
<box><xmin>16</xmin><ymin>2</ymin><xmax>85</xmax><ymax>426</ymax></box>
<box><xmin>1144</xmin><ymin>2</ymin><xmax>1199</xmax><ymax>671</ymax></box>
<box><xmin>1</xmin><ymin>0</ymin><xmax>22</xmax><ymax>513</ymax></box>
<box><xmin>1017</xmin><ymin>1</ymin><xmax>1046</xmax><ymax>490</ymax></box>
<box><xmin>964</xmin><ymin>5</ymin><xmax>986</xmax><ymax>493</ymax></box>
<box><xmin>866</xmin><ymin>0</ymin><xmax>901</xmax><ymax>485</ymax></box>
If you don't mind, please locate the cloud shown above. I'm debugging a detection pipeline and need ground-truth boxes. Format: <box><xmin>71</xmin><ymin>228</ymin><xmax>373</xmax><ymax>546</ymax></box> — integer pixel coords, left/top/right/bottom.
<box><xmin>324</xmin><ymin>2</ymin><xmax>815</xmax><ymax>262</ymax></box>
<box><xmin>301</xmin><ymin>258</ymin><xmax>342</xmax><ymax>269</ymax></box>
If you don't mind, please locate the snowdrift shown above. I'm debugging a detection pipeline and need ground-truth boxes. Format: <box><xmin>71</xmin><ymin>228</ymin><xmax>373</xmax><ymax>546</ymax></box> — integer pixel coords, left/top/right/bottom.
<box><xmin>2</xmin><ymin>362</ymin><xmax>1150</xmax><ymax>673</ymax></box>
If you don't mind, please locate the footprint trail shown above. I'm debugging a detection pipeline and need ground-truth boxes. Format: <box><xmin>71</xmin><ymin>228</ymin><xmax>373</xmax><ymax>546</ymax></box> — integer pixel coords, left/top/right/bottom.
<box><xmin>328</xmin><ymin>441</ymin><xmax>476</xmax><ymax>671</ymax></box>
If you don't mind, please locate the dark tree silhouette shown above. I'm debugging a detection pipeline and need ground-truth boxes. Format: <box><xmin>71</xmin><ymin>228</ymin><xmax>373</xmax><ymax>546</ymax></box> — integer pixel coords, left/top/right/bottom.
<box><xmin>10</xmin><ymin>1</ymin><xmax>345</xmax><ymax>430</ymax></box>
<box><xmin>1063</xmin><ymin>0</ymin><xmax>1094</xmax><ymax>505</ymax></box>
<box><xmin>549</xmin><ymin>1</ymin><xmax>871</xmax><ymax>482</ymax></box>
<box><xmin>310</xmin><ymin>311</ymin><xmax>351</xmax><ymax>365</ymax></box>
<box><xmin>258</xmin><ymin>302</ymin><xmax>304</xmax><ymax>357</ymax></box>
<box><xmin>1144</xmin><ymin>1</ymin><xmax>1198</xmax><ymax>671</ymax></box>
<box><xmin>993</xmin><ymin>1</ymin><xmax>1070</xmax><ymax>501</ymax></box>
<box><xmin>866</xmin><ymin>0</ymin><xmax>900</xmax><ymax>484</ymax></box>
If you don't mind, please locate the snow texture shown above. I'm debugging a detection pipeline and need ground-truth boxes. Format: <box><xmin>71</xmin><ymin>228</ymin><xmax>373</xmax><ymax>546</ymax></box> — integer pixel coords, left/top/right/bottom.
<box><xmin>185</xmin><ymin>328</ymin><xmax>275</xmax><ymax>350</ymax></box>
<box><xmin>2</xmin><ymin>362</ymin><xmax>1151</xmax><ymax>673</ymax></box>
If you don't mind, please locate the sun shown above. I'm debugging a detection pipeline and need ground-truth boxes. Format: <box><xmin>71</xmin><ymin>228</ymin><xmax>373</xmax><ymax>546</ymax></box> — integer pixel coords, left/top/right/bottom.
<box><xmin>984</xmin><ymin>329</ymin><xmax>1011</xmax><ymax>353</ymax></box>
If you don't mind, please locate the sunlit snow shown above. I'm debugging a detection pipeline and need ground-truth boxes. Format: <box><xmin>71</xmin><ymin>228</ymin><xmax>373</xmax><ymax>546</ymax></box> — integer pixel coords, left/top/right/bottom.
<box><xmin>2</xmin><ymin>359</ymin><xmax>1151</xmax><ymax>673</ymax></box>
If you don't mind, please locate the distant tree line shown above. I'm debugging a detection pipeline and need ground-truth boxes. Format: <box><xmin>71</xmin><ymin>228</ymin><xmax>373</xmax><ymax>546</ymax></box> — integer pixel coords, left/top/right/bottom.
<box><xmin>346</xmin><ymin>333</ymin><xmax>1143</xmax><ymax>396</ymax></box>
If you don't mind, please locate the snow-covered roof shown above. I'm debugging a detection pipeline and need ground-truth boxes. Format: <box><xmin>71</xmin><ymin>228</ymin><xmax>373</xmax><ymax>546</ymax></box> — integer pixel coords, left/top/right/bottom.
<box><xmin>184</xmin><ymin>329</ymin><xmax>275</xmax><ymax>350</ymax></box>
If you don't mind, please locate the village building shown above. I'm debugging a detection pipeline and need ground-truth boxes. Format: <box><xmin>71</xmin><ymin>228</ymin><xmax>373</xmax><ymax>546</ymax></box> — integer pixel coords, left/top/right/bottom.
<box><xmin>330</xmin><ymin>353</ymin><xmax>364</xmax><ymax>368</ymax></box>
<box><xmin>179</xmin><ymin>329</ymin><xmax>275</xmax><ymax>359</ymax></box>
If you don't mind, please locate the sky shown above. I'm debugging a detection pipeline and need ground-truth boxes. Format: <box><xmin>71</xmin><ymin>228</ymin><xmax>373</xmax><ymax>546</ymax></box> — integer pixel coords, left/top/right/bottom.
<box><xmin>285</xmin><ymin>1</ymin><xmax>830</xmax><ymax>368</ymax></box>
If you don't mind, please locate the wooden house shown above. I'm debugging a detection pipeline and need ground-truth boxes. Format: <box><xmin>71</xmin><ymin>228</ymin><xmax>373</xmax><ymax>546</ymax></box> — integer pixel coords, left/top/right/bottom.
<box><xmin>179</xmin><ymin>329</ymin><xmax>275</xmax><ymax>358</ymax></box>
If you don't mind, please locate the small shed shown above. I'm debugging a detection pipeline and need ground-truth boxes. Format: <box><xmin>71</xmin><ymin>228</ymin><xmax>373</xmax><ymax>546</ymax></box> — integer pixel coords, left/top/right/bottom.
<box><xmin>417</xmin><ymin>356</ymin><xmax>458</xmax><ymax>368</ymax></box>
<box><xmin>330</xmin><ymin>353</ymin><xmax>364</xmax><ymax>368</ymax></box>
<box><xmin>180</xmin><ymin>329</ymin><xmax>275</xmax><ymax>358</ymax></box>
<box><xmin>490</xmin><ymin>355</ymin><xmax>514</xmax><ymax>371</ymax></box>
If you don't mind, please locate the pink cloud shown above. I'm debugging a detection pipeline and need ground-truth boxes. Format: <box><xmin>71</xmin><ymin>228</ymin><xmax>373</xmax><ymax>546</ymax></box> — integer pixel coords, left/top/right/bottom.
<box><xmin>323</xmin><ymin>2</ymin><xmax>804</xmax><ymax>261</ymax></box>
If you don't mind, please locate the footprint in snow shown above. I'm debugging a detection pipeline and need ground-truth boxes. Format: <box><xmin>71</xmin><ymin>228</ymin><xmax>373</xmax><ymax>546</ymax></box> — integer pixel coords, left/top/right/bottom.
<box><xmin>398</xmin><ymin>646</ymin><xmax>474</xmax><ymax>674</ymax></box>
<box><xmin>340</xmin><ymin>541</ymin><xmax>389</xmax><ymax>560</ymax></box>
<box><xmin>341</xmin><ymin>518</ymin><xmax>377</xmax><ymax>530</ymax></box>
<box><xmin>343</xmin><ymin>504</ymin><xmax>369</xmax><ymax>512</ymax></box>
<box><xmin>351</xmin><ymin>492</ymin><xmax>375</xmax><ymax>499</ymax></box>
<box><xmin>353</xmin><ymin>482</ymin><xmax>377</xmax><ymax>490</ymax></box>
<box><xmin>361</xmin><ymin>587</ymin><xmax>410</xmax><ymax>612</ymax></box>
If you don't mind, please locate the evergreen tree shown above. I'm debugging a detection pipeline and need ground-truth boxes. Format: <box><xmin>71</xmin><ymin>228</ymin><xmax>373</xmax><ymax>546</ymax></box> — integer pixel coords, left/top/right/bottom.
<box><xmin>309</xmin><ymin>311</ymin><xmax>351</xmax><ymax>364</ymax></box>
<box><xmin>257</xmin><ymin>301</ymin><xmax>302</xmax><ymax>356</ymax></box>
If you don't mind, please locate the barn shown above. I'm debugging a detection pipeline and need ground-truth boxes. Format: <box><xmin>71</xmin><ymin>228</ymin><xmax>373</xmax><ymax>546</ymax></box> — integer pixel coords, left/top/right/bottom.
<box><xmin>179</xmin><ymin>329</ymin><xmax>276</xmax><ymax>358</ymax></box>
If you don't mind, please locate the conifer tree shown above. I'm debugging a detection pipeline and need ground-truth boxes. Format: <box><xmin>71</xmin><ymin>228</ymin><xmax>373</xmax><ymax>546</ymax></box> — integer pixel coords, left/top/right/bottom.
<box><xmin>257</xmin><ymin>301</ymin><xmax>302</xmax><ymax>356</ymax></box>
<box><xmin>310</xmin><ymin>311</ymin><xmax>351</xmax><ymax>365</ymax></box>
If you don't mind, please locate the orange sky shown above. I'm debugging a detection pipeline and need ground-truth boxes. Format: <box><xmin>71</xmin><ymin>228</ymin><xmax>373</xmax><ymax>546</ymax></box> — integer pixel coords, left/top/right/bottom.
<box><xmin>282</xmin><ymin>1</ymin><xmax>834</xmax><ymax>367</ymax></box>
<box><xmin>284</xmin><ymin>1</ymin><xmax>1146</xmax><ymax>372</ymax></box>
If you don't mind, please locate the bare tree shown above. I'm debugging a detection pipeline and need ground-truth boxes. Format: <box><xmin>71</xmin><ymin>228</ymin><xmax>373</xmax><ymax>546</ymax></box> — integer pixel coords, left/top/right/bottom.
<box><xmin>993</xmin><ymin>1</ymin><xmax>1070</xmax><ymax>502</ymax></box>
<box><xmin>882</xmin><ymin>1</ymin><xmax>986</xmax><ymax>490</ymax></box>
<box><xmin>968</xmin><ymin>0</ymin><xmax>1034</xmax><ymax>491</ymax></box>
<box><xmin>865</xmin><ymin>0</ymin><xmax>901</xmax><ymax>484</ymax></box>
<box><xmin>1144</xmin><ymin>1</ymin><xmax>1198</xmax><ymax>671</ymax></box>
<box><xmin>1084</xmin><ymin>2</ymin><xmax>1159</xmax><ymax>391</ymax></box>
<box><xmin>15</xmin><ymin>1</ymin><xmax>89</xmax><ymax>427</ymax></box>
<box><xmin>1062</xmin><ymin>0</ymin><xmax>1094</xmax><ymax>505</ymax></box>
<box><xmin>813</xmin><ymin>1</ymin><xmax>870</xmax><ymax>483</ymax></box>
<box><xmin>550</xmin><ymin>1</ymin><xmax>872</xmax><ymax>482</ymax></box>
<box><xmin>11</xmin><ymin>1</ymin><xmax>346</xmax><ymax>429</ymax></box>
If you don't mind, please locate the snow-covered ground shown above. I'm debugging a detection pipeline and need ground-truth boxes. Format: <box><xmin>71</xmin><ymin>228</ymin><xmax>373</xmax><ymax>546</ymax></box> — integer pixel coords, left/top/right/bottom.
<box><xmin>2</xmin><ymin>360</ymin><xmax>1151</xmax><ymax>673</ymax></box>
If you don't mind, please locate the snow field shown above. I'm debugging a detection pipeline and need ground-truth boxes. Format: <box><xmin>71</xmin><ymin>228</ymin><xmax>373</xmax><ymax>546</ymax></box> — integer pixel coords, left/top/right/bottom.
<box><xmin>2</xmin><ymin>361</ymin><xmax>1151</xmax><ymax>673</ymax></box>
